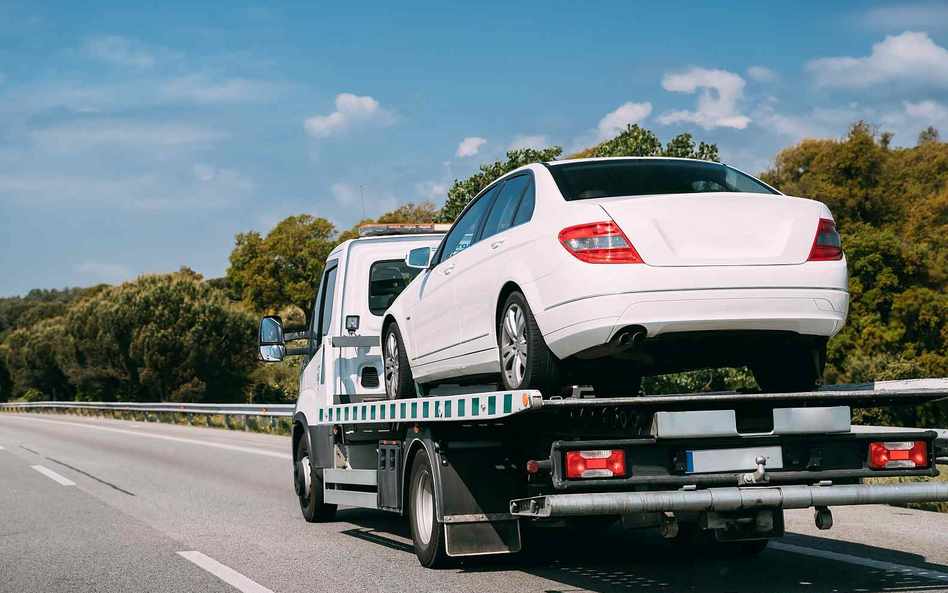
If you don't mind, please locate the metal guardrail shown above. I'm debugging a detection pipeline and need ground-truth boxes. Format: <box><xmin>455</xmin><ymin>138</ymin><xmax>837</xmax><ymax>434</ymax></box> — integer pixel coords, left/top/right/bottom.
<box><xmin>0</xmin><ymin>400</ymin><xmax>294</xmax><ymax>428</ymax></box>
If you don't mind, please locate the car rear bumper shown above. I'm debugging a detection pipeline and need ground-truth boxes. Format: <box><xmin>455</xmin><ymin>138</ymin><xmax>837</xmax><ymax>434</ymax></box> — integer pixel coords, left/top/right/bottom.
<box><xmin>535</xmin><ymin>287</ymin><xmax>849</xmax><ymax>360</ymax></box>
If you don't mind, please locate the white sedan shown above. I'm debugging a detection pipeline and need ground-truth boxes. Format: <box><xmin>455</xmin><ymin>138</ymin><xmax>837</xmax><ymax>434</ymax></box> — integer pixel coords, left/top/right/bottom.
<box><xmin>382</xmin><ymin>157</ymin><xmax>848</xmax><ymax>398</ymax></box>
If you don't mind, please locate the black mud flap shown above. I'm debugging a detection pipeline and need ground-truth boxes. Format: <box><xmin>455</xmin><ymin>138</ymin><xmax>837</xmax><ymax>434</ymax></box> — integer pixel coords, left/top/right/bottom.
<box><xmin>444</xmin><ymin>520</ymin><xmax>522</xmax><ymax>557</ymax></box>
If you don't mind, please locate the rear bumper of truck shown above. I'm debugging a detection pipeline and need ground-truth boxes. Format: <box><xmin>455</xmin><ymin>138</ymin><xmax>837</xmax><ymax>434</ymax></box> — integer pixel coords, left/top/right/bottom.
<box><xmin>510</xmin><ymin>481</ymin><xmax>948</xmax><ymax>517</ymax></box>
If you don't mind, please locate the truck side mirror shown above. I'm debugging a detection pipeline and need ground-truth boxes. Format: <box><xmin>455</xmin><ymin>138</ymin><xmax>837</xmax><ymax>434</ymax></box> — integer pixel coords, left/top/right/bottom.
<box><xmin>406</xmin><ymin>246</ymin><xmax>434</xmax><ymax>269</ymax></box>
<box><xmin>258</xmin><ymin>315</ymin><xmax>286</xmax><ymax>362</ymax></box>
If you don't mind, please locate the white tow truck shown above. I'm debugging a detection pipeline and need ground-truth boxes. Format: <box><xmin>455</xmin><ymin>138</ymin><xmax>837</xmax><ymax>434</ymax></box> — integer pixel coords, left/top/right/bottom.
<box><xmin>257</xmin><ymin>224</ymin><xmax>948</xmax><ymax>568</ymax></box>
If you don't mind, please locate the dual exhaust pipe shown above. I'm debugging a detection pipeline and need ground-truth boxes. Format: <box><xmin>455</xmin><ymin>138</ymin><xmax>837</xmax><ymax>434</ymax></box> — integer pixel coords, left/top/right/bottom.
<box><xmin>611</xmin><ymin>327</ymin><xmax>647</xmax><ymax>348</ymax></box>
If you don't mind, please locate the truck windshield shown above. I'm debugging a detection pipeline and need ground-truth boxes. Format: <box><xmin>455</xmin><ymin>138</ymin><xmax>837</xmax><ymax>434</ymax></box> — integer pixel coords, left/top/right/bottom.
<box><xmin>369</xmin><ymin>260</ymin><xmax>423</xmax><ymax>315</ymax></box>
<box><xmin>547</xmin><ymin>159</ymin><xmax>778</xmax><ymax>201</ymax></box>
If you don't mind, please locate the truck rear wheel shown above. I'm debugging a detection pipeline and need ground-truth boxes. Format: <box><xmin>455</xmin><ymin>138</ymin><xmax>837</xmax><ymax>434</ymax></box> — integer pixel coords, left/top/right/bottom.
<box><xmin>408</xmin><ymin>450</ymin><xmax>449</xmax><ymax>568</ymax></box>
<box><xmin>498</xmin><ymin>292</ymin><xmax>562</xmax><ymax>397</ymax></box>
<box><xmin>296</xmin><ymin>435</ymin><xmax>337</xmax><ymax>522</ymax></box>
<box><xmin>384</xmin><ymin>322</ymin><xmax>415</xmax><ymax>400</ymax></box>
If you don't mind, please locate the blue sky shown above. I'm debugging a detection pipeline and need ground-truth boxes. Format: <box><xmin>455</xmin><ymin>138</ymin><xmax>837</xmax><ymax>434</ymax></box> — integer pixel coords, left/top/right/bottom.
<box><xmin>2</xmin><ymin>0</ymin><xmax>948</xmax><ymax>296</ymax></box>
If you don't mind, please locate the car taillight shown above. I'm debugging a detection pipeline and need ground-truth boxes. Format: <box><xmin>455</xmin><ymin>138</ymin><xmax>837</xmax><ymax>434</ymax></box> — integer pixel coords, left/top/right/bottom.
<box><xmin>808</xmin><ymin>218</ymin><xmax>843</xmax><ymax>261</ymax></box>
<box><xmin>558</xmin><ymin>222</ymin><xmax>643</xmax><ymax>264</ymax></box>
<box><xmin>869</xmin><ymin>441</ymin><xmax>928</xmax><ymax>469</ymax></box>
<box><xmin>565</xmin><ymin>450</ymin><xmax>626</xmax><ymax>478</ymax></box>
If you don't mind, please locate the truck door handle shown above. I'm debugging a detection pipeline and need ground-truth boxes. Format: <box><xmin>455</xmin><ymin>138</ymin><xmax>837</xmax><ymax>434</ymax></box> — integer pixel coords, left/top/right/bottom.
<box><xmin>490</xmin><ymin>239</ymin><xmax>506</xmax><ymax>250</ymax></box>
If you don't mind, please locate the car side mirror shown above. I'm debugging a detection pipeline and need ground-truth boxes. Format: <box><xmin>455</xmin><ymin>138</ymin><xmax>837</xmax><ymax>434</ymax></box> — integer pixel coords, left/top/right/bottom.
<box><xmin>406</xmin><ymin>246</ymin><xmax>434</xmax><ymax>269</ymax></box>
<box><xmin>258</xmin><ymin>315</ymin><xmax>286</xmax><ymax>362</ymax></box>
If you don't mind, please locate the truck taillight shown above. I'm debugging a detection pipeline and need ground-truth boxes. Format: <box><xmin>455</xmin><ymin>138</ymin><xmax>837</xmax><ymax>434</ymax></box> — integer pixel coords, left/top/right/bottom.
<box><xmin>565</xmin><ymin>450</ymin><xmax>626</xmax><ymax>478</ymax></box>
<box><xmin>558</xmin><ymin>222</ymin><xmax>643</xmax><ymax>264</ymax></box>
<box><xmin>808</xmin><ymin>218</ymin><xmax>843</xmax><ymax>261</ymax></box>
<box><xmin>869</xmin><ymin>441</ymin><xmax>927</xmax><ymax>469</ymax></box>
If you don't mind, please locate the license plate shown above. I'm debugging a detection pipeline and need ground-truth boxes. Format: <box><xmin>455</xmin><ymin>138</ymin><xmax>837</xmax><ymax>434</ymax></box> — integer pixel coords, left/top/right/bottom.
<box><xmin>685</xmin><ymin>446</ymin><xmax>783</xmax><ymax>474</ymax></box>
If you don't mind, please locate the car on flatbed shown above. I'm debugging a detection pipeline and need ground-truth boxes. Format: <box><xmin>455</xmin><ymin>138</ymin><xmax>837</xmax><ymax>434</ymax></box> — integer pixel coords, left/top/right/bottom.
<box><xmin>382</xmin><ymin>157</ymin><xmax>849</xmax><ymax>399</ymax></box>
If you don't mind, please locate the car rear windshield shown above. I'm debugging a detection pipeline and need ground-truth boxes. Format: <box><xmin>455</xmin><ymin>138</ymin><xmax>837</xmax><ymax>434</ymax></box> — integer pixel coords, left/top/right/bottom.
<box><xmin>547</xmin><ymin>159</ymin><xmax>779</xmax><ymax>201</ymax></box>
<box><xmin>368</xmin><ymin>260</ymin><xmax>423</xmax><ymax>316</ymax></box>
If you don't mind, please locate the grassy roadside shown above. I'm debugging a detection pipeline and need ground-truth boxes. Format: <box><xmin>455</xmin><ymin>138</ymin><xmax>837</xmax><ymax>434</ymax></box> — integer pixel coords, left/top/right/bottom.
<box><xmin>2</xmin><ymin>407</ymin><xmax>293</xmax><ymax>436</ymax></box>
<box><xmin>864</xmin><ymin>465</ymin><xmax>948</xmax><ymax>513</ymax></box>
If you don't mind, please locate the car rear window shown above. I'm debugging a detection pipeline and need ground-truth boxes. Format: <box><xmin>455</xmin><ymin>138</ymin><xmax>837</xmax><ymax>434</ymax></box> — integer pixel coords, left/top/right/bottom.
<box><xmin>368</xmin><ymin>260</ymin><xmax>423</xmax><ymax>315</ymax></box>
<box><xmin>547</xmin><ymin>159</ymin><xmax>778</xmax><ymax>201</ymax></box>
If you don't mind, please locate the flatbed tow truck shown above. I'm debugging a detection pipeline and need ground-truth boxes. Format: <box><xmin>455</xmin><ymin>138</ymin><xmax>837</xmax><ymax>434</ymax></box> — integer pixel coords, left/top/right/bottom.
<box><xmin>257</xmin><ymin>225</ymin><xmax>948</xmax><ymax>567</ymax></box>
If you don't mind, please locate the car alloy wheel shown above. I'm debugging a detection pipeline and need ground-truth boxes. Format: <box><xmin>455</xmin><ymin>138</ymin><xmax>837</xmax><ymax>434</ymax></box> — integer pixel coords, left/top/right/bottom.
<box><xmin>501</xmin><ymin>303</ymin><xmax>528</xmax><ymax>387</ymax></box>
<box><xmin>384</xmin><ymin>331</ymin><xmax>400</xmax><ymax>397</ymax></box>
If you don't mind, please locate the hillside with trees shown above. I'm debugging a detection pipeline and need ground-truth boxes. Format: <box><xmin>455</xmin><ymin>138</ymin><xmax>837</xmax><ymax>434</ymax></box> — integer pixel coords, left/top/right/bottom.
<box><xmin>2</xmin><ymin>122</ymin><xmax>946</xmax><ymax>426</ymax></box>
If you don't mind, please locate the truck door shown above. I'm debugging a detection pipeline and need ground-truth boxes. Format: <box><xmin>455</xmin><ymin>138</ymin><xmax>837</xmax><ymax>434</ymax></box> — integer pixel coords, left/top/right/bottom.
<box><xmin>301</xmin><ymin>260</ymin><xmax>339</xmax><ymax>404</ymax></box>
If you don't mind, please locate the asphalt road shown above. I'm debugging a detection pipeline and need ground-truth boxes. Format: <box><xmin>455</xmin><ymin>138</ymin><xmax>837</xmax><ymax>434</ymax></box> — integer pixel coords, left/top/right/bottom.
<box><xmin>3</xmin><ymin>412</ymin><xmax>948</xmax><ymax>593</ymax></box>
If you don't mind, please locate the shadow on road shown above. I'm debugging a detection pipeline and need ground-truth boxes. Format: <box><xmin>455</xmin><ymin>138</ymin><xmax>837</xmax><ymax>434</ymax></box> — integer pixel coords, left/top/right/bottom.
<box><xmin>336</xmin><ymin>509</ymin><xmax>948</xmax><ymax>593</ymax></box>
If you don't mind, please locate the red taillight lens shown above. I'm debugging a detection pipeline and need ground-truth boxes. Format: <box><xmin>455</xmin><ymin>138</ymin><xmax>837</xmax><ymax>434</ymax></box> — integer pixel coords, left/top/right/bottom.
<box><xmin>565</xmin><ymin>450</ymin><xmax>626</xmax><ymax>478</ymax></box>
<box><xmin>558</xmin><ymin>222</ymin><xmax>643</xmax><ymax>264</ymax></box>
<box><xmin>869</xmin><ymin>441</ymin><xmax>928</xmax><ymax>469</ymax></box>
<box><xmin>808</xmin><ymin>218</ymin><xmax>843</xmax><ymax>261</ymax></box>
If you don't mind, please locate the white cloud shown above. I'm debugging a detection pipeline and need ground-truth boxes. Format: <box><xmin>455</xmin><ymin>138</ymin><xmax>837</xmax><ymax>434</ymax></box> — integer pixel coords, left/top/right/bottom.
<box><xmin>857</xmin><ymin>3</ymin><xmax>948</xmax><ymax>32</ymax></box>
<box><xmin>303</xmin><ymin>93</ymin><xmax>395</xmax><ymax>137</ymax></box>
<box><xmin>747</xmin><ymin>66</ymin><xmax>778</xmax><ymax>82</ymax></box>
<box><xmin>28</xmin><ymin>120</ymin><xmax>226</xmax><ymax>153</ymax></box>
<box><xmin>82</xmin><ymin>35</ymin><xmax>156</xmax><ymax>68</ymax></box>
<box><xmin>455</xmin><ymin>136</ymin><xmax>487</xmax><ymax>157</ymax></box>
<box><xmin>192</xmin><ymin>164</ymin><xmax>255</xmax><ymax>192</ymax></box>
<box><xmin>194</xmin><ymin>163</ymin><xmax>215</xmax><ymax>181</ymax></box>
<box><xmin>330</xmin><ymin>182</ymin><xmax>398</xmax><ymax>222</ymax></box>
<box><xmin>74</xmin><ymin>261</ymin><xmax>135</xmax><ymax>284</ymax></box>
<box><xmin>596</xmin><ymin>102</ymin><xmax>652</xmax><ymax>141</ymax></box>
<box><xmin>415</xmin><ymin>180</ymin><xmax>447</xmax><ymax>201</ymax></box>
<box><xmin>162</xmin><ymin>73</ymin><xmax>283</xmax><ymax>104</ymax></box>
<box><xmin>806</xmin><ymin>31</ymin><xmax>948</xmax><ymax>89</ymax></box>
<box><xmin>657</xmin><ymin>68</ymin><xmax>750</xmax><ymax>130</ymax></box>
<box><xmin>881</xmin><ymin>100</ymin><xmax>948</xmax><ymax>144</ymax></box>
<box><xmin>753</xmin><ymin>102</ymin><xmax>869</xmax><ymax>143</ymax></box>
<box><xmin>507</xmin><ymin>134</ymin><xmax>549</xmax><ymax>151</ymax></box>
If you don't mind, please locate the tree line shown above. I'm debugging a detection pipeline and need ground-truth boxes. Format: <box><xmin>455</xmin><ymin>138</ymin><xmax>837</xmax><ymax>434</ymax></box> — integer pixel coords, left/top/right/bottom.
<box><xmin>1</xmin><ymin>124</ymin><xmax>946</xmax><ymax>426</ymax></box>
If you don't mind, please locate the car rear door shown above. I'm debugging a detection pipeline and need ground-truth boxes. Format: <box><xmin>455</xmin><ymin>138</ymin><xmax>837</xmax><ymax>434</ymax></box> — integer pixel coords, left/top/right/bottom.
<box><xmin>409</xmin><ymin>189</ymin><xmax>494</xmax><ymax>371</ymax></box>
<box><xmin>454</xmin><ymin>174</ymin><xmax>533</xmax><ymax>356</ymax></box>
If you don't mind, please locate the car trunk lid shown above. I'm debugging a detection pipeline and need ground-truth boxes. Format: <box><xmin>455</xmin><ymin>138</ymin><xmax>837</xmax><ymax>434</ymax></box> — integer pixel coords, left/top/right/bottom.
<box><xmin>592</xmin><ymin>192</ymin><xmax>822</xmax><ymax>266</ymax></box>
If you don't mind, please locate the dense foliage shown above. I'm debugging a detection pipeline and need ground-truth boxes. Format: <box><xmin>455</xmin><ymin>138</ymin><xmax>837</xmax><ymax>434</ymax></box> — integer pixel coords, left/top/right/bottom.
<box><xmin>3</xmin><ymin>123</ymin><xmax>947</xmax><ymax>427</ymax></box>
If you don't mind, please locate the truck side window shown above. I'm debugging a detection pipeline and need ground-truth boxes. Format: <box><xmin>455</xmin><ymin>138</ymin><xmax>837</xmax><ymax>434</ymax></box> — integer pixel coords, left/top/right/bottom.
<box><xmin>316</xmin><ymin>264</ymin><xmax>338</xmax><ymax>341</ymax></box>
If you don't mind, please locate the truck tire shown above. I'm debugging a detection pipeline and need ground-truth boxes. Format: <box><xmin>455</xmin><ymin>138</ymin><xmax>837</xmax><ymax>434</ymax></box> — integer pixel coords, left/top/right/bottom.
<box><xmin>296</xmin><ymin>436</ymin><xmax>337</xmax><ymax>523</ymax></box>
<box><xmin>408</xmin><ymin>450</ymin><xmax>449</xmax><ymax>568</ymax></box>
<box><xmin>752</xmin><ymin>343</ymin><xmax>826</xmax><ymax>393</ymax></box>
<box><xmin>498</xmin><ymin>292</ymin><xmax>562</xmax><ymax>398</ymax></box>
<box><xmin>384</xmin><ymin>322</ymin><xmax>415</xmax><ymax>400</ymax></box>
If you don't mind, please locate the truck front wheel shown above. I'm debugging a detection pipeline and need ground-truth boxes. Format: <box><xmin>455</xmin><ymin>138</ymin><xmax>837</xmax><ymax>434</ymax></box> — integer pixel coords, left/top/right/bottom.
<box><xmin>296</xmin><ymin>435</ymin><xmax>337</xmax><ymax>523</ymax></box>
<box><xmin>408</xmin><ymin>450</ymin><xmax>449</xmax><ymax>568</ymax></box>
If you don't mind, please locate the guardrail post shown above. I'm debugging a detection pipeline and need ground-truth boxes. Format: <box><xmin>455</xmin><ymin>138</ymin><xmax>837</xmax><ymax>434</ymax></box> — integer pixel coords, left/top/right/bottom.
<box><xmin>224</xmin><ymin>414</ymin><xmax>231</xmax><ymax>429</ymax></box>
<box><xmin>205</xmin><ymin>414</ymin><xmax>211</xmax><ymax>427</ymax></box>
<box><xmin>270</xmin><ymin>416</ymin><xmax>276</xmax><ymax>429</ymax></box>
<box><xmin>187</xmin><ymin>413</ymin><xmax>193</xmax><ymax>426</ymax></box>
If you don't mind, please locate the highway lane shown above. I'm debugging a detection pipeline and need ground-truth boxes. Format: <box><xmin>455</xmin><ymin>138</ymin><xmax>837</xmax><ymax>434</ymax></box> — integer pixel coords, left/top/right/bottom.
<box><xmin>2</xmin><ymin>412</ymin><xmax>948</xmax><ymax>593</ymax></box>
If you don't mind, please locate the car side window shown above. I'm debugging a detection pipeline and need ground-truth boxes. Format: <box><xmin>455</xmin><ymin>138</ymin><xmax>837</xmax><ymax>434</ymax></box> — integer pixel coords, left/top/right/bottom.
<box><xmin>482</xmin><ymin>175</ymin><xmax>530</xmax><ymax>240</ymax></box>
<box><xmin>437</xmin><ymin>185</ymin><xmax>497</xmax><ymax>263</ymax></box>
<box><xmin>316</xmin><ymin>264</ymin><xmax>338</xmax><ymax>341</ymax></box>
<box><xmin>512</xmin><ymin>179</ymin><xmax>535</xmax><ymax>226</ymax></box>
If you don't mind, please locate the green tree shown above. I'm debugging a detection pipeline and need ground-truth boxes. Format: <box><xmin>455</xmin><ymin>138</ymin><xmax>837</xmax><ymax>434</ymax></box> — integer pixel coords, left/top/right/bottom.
<box><xmin>55</xmin><ymin>268</ymin><xmax>257</xmax><ymax>402</ymax></box>
<box><xmin>227</xmin><ymin>215</ymin><xmax>337</xmax><ymax>326</ymax></box>
<box><xmin>5</xmin><ymin>317</ymin><xmax>74</xmax><ymax>401</ymax></box>
<box><xmin>574</xmin><ymin>125</ymin><xmax>720</xmax><ymax>162</ymax></box>
<box><xmin>918</xmin><ymin>126</ymin><xmax>940</xmax><ymax>145</ymax></box>
<box><xmin>437</xmin><ymin>147</ymin><xmax>563</xmax><ymax>222</ymax></box>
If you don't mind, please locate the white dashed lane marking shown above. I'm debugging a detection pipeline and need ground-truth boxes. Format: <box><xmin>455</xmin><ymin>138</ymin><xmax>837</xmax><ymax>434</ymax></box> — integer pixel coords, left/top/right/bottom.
<box><xmin>178</xmin><ymin>551</ymin><xmax>275</xmax><ymax>593</ymax></box>
<box><xmin>31</xmin><ymin>465</ymin><xmax>76</xmax><ymax>486</ymax></box>
<box><xmin>772</xmin><ymin>542</ymin><xmax>948</xmax><ymax>582</ymax></box>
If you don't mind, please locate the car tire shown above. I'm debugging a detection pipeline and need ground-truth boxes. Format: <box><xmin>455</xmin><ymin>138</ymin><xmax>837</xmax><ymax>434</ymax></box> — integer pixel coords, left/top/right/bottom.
<box><xmin>383</xmin><ymin>322</ymin><xmax>415</xmax><ymax>400</ymax></box>
<box><xmin>498</xmin><ymin>292</ymin><xmax>562</xmax><ymax>397</ymax></box>
<box><xmin>408</xmin><ymin>450</ymin><xmax>449</xmax><ymax>568</ymax></box>
<box><xmin>592</xmin><ymin>366</ymin><xmax>642</xmax><ymax>397</ymax></box>
<box><xmin>296</xmin><ymin>435</ymin><xmax>337</xmax><ymax>523</ymax></box>
<box><xmin>752</xmin><ymin>343</ymin><xmax>826</xmax><ymax>393</ymax></box>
